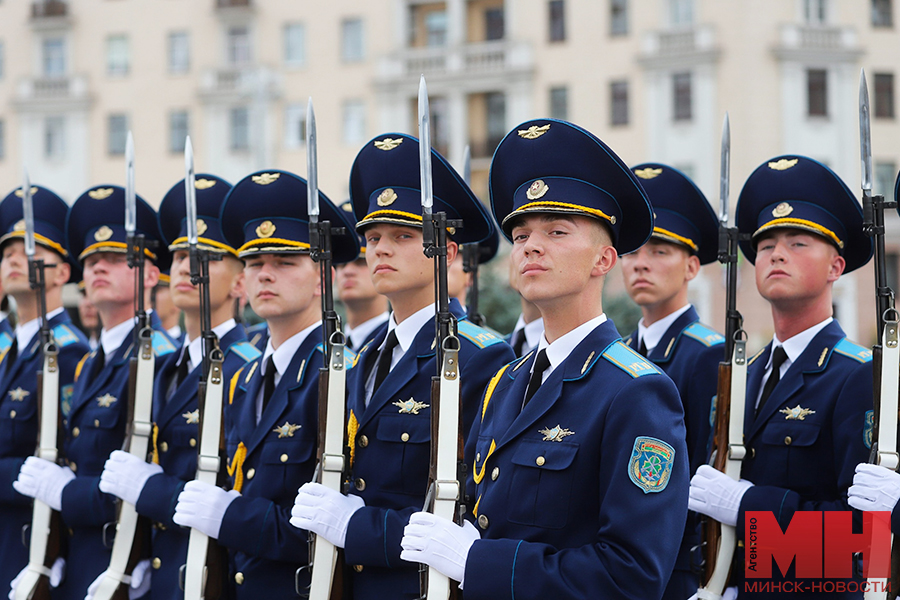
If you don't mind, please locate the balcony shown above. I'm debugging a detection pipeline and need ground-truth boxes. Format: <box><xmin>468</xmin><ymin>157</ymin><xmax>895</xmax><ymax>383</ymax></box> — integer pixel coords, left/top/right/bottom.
<box><xmin>13</xmin><ymin>75</ymin><xmax>92</xmax><ymax>112</ymax></box>
<box><xmin>216</xmin><ymin>0</ymin><xmax>251</xmax><ymax>7</ymax></box>
<box><xmin>639</xmin><ymin>24</ymin><xmax>720</xmax><ymax>69</ymax></box>
<box><xmin>198</xmin><ymin>66</ymin><xmax>280</xmax><ymax>102</ymax></box>
<box><xmin>773</xmin><ymin>24</ymin><xmax>862</xmax><ymax>62</ymax></box>
<box><xmin>31</xmin><ymin>0</ymin><xmax>67</xmax><ymax>18</ymax></box>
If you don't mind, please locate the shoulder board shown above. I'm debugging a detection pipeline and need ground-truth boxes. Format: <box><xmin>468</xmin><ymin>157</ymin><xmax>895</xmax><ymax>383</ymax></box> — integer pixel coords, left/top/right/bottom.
<box><xmin>315</xmin><ymin>343</ymin><xmax>357</xmax><ymax>367</ymax></box>
<box><xmin>52</xmin><ymin>324</ymin><xmax>82</xmax><ymax>348</ymax></box>
<box><xmin>833</xmin><ymin>338</ymin><xmax>872</xmax><ymax>363</ymax></box>
<box><xmin>602</xmin><ymin>341</ymin><xmax>662</xmax><ymax>378</ymax></box>
<box><xmin>228</xmin><ymin>341</ymin><xmax>262</xmax><ymax>363</ymax></box>
<box><xmin>0</xmin><ymin>331</ymin><xmax>12</xmax><ymax>354</ymax></box>
<box><xmin>152</xmin><ymin>331</ymin><xmax>177</xmax><ymax>357</ymax></box>
<box><xmin>682</xmin><ymin>322</ymin><xmax>725</xmax><ymax>347</ymax></box>
<box><xmin>457</xmin><ymin>320</ymin><xmax>504</xmax><ymax>349</ymax></box>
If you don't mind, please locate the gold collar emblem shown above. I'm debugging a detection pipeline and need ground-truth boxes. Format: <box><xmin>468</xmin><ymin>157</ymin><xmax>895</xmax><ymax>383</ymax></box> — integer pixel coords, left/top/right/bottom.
<box><xmin>539</xmin><ymin>424</ymin><xmax>575</xmax><ymax>442</ymax></box>
<box><xmin>780</xmin><ymin>405</ymin><xmax>816</xmax><ymax>421</ymax></box>
<box><xmin>634</xmin><ymin>167</ymin><xmax>663</xmax><ymax>180</ymax></box>
<box><xmin>273</xmin><ymin>422</ymin><xmax>302</xmax><ymax>438</ymax></box>
<box><xmin>96</xmin><ymin>393</ymin><xmax>117</xmax><ymax>408</ymax></box>
<box><xmin>377</xmin><ymin>188</ymin><xmax>398</xmax><ymax>207</ymax></box>
<box><xmin>518</xmin><ymin>124</ymin><xmax>551</xmax><ymax>140</ymax></box>
<box><xmin>256</xmin><ymin>220</ymin><xmax>276</xmax><ymax>238</ymax></box>
<box><xmin>15</xmin><ymin>187</ymin><xmax>38</xmax><ymax>198</ymax></box>
<box><xmin>768</xmin><ymin>158</ymin><xmax>798</xmax><ymax>171</ymax></box>
<box><xmin>94</xmin><ymin>226</ymin><xmax>114</xmax><ymax>242</ymax></box>
<box><xmin>393</xmin><ymin>398</ymin><xmax>430</xmax><ymax>415</ymax></box>
<box><xmin>183</xmin><ymin>410</ymin><xmax>200</xmax><ymax>424</ymax></box>
<box><xmin>8</xmin><ymin>388</ymin><xmax>30</xmax><ymax>402</ymax></box>
<box><xmin>196</xmin><ymin>219</ymin><xmax>208</xmax><ymax>236</ymax></box>
<box><xmin>374</xmin><ymin>138</ymin><xmax>403</xmax><ymax>151</ymax></box>
<box><xmin>13</xmin><ymin>220</ymin><xmax>25</xmax><ymax>232</ymax></box>
<box><xmin>526</xmin><ymin>180</ymin><xmax>549</xmax><ymax>200</ymax></box>
<box><xmin>89</xmin><ymin>188</ymin><xmax>115</xmax><ymax>200</ymax></box>
<box><xmin>772</xmin><ymin>202</ymin><xmax>793</xmax><ymax>218</ymax></box>
<box><xmin>195</xmin><ymin>178</ymin><xmax>217</xmax><ymax>190</ymax></box>
<box><xmin>252</xmin><ymin>173</ymin><xmax>280</xmax><ymax>186</ymax></box>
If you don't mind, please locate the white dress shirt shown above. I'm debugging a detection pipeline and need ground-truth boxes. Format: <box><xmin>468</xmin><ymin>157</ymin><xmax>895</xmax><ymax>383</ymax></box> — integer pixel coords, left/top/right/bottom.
<box><xmin>364</xmin><ymin>303</ymin><xmax>435</xmax><ymax>407</ymax></box>
<box><xmin>755</xmin><ymin>316</ymin><xmax>833</xmax><ymax>409</ymax></box>
<box><xmin>637</xmin><ymin>304</ymin><xmax>692</xmax><ymax>354</ymax></box>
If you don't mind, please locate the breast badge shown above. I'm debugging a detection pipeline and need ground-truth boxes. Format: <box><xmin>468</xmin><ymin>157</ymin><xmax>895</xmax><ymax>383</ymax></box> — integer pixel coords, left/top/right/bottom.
<box><xmin>779</xmin><ymin>405</ymin><xmax>816</xmax><ymax>421</ymax></box>
<box><xmin>96</xmin><ymin>393</ymin><xmax>117</xmax><ymax>407</ymax></box>
<box><xmin>393</xmin><ymin>398</ymin><xmax>429</xmax><ymax>415</ymax></box>
<box><xmin>538</xmin><ymin>425</ymin><xmax>574</xmax><ymax>442</ymax></box>
<box><xmin>273</xmin><ymin>422</ymin><xmax>301</xmax><ymax>438</ymax></box>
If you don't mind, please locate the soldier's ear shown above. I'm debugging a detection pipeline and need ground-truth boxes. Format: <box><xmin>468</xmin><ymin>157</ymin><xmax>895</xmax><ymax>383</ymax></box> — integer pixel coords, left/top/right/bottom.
<box><xmin>54</xmin><ymin>261</ymin><xmax>71</xmax><ymax>287</ymax></box>
<box><xmin>445</xmin><ymin>240</ymin><xmax>459</xmax><ymax>264</ymax></box>
<box><xmin>684</xmin><ymin>254</ymin><xmax>701</xmax><ymax>282</ymax></box>
<box><xmin>144</xmin><ymin>262</ymin><xmax>160</xmax><ymax>289</ymax></box>
<box><xmin>828</xmin><ymin>253</ymin><xmax>845</xmax><ymax>283</ymax></box>
<box><xmin>229</xmin><ymin>269</ymin><xmax>245</xmax><ymax>300</ymax></box>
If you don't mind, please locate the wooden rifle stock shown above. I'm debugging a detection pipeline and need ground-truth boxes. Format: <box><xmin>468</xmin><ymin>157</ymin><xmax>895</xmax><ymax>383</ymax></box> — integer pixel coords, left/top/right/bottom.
<box><xmin>703</xmin><ymin>362</ymin><xmax>733</xmax><ymax>583</ymax></box>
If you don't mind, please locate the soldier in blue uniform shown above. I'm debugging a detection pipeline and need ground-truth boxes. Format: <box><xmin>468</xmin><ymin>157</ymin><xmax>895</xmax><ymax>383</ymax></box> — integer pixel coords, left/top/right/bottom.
<box><xmin>14</xmin><ymin>186</ymin><xmax>176</xmax><ymax>600</ymax></box>
<box><xmin>0</xmin><ymin>186</ymin><xmax>90</xmax><ymax>597</ymax></box>
<box><xmin>619</xmin><ymin>163</ymin><xmax>723</xmax><ymax>600</ymax></box>
<box><xmin>399</xmin><ymin>119</ymin><xmax>689</xmax><ymax>600</ymax></box>
<box><xmin>291</xmin><ymin>133</ymin><xmax>515</xmax><ymax>600</ymax></box>
<box><xmin>172</xmin><ymin>170</ymin><xmax>359</xmax><ymax>598</ymax></box>
<box><xmin>689</xmin><ymin>156</ymin><xmax>874</xmax><ymax>598</ymax></box>
<box><xmin>91</xmin><ymin>174</ymin><xmax>260</xmax><ymax>599</ymax></box>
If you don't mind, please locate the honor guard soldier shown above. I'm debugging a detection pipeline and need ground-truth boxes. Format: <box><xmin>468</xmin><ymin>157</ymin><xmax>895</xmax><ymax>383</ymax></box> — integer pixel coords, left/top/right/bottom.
<box><xmin>689</xmin><ymin>156</ymin><xmax>874</xmax><ymax>598</ymax></box>
<box><xmin>291</xmin><ymin>133</ymin><xmax>514</xmax><ymax>600</ymax></box>
<box><xmin>619</xmin><ymin>164</ymin><xmax>723</xmax><ymax>600</ymax></box>
<box><xmin>13</xmin><ymin>186</ymin><xmax>176</xmax><ymax>600</ymax></box>
<box><xmin>172</xmin><ymin>170</ymin><xmax>359</xmax><ymax>597</ymax></box>
<box><xmin>92</xmin><ymin>174</ymin><xmax>261</xmax><ymax>599</ymax></box>
<box><xmin>0</xmin><ymin>186</ymin><xmax>89</xmax><ymax>595</ymax></box>
<box><xmin>399</xmin><ymin>119</ymin><xmax>690</xmax><ymax>600</ymax></box>
<box><xmin>336</xmin><ymin>199</ymin><xmax>389</xmax><ymax>351</ymax></box>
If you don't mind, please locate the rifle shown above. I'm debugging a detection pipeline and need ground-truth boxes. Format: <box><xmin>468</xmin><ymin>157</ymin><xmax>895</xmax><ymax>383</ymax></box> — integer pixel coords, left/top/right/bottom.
<box><xmin>14</xmin><ymin>174</ymin><xmax>64</xmax><ymax>600</ymax></box>
<box><xmin>181</xmin><ymin>136</ymin><xmax>230</xmax><ymax>600</ymax></box>
<box><xmin>698</xmin><ymin>114</ymin><xmax>749</xmax><ymax>600</ymax></box>
<box><xmin>93</xmin><ymin>132</ymin><xmax>155</xmax><ymax>600</ymax></box>
<box><xmin>302</xmin><ymin>97</ymin><xmax>350</xmax><ymax>600</ymax></box>
<box><xmin>418</xmin><ymin>75</ymin><xmax>465</xmax><ymax>600</ymax></box>
<box><xmin>859</xmin><ymin>69</ymin><xmax>900</xmax><ymax>600</ymax></box>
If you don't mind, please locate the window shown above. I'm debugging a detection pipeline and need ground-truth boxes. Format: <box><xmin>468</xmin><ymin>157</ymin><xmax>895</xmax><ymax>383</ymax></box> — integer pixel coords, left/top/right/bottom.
<box><xmin>485</xmin><ymin>8</ymin><xmax>505</xmax><ymax>41</ymax></box>
<box><xmin>669</xmin><ymin>0</ymin><xmax>694</xmax><ymax>26</ymax></box>
<box><xmin>342</xmin><ymin>99</ymin><xmax>366</xmax><ymax>144</ymax></box>
<box><xmin>108</xmin><ymin>114</ymin><xmax>128</xmax><ymax>156</ymax></box>
<box><xmin>611</xmin><ymin>80</ymin><xmax>629</xmax><ymax>125</ymax></box>
<box><xmin>284</xmin><ymin>23</ymin><xmax>306</xmax><ymax>66</ymax></box>
<box><xmin>875</xmin><ymin>73</ymin><xmax>895</xmax><ymax>118</ymax></box>
<box><xmin>342</xmin><ymin>18</ymin><xmax>365</xmax><ymax>62</ymax></box>
<box><xmin>549</xmin><ymin>1</ymin><xmax>566</xmax><ymax>42</ymax></box>
<box><xmin>424</xmin><ymin>11</ymin><xmax>448</xmax><ymax>46</ymax></box>
<box><xmin>673</xmin><ymin>72</ymin><xmax>692</xmax><ymax>121</ymax></box>
<box><xmin>230</xmin><ymin>107</ymin><xmax>250</xmax><ymax>151</ymax></box>
<box><xmin>486</xmin><ymin>92</ymin><xmax>506</xmax><ymax>150</ymax></box>
<box><xmin>42</xmin><ymin>38</ymin><xmax>66</xmax><ymax>77</ymax></box>
<box><xmin>169</xmin><ymin>111</ymin><xmax>189</xmax><ymax>154</ymax></box>
<box><xmin>873</xmin><ymin>0</ymin><xmax>894</xmax><ymax>27</ymax></box>
<box><xmin>875</xmin><ymin>162</ymin><xmax>897</xmax><ymax>197</ymax></box>
<box><xmin>611</xmin><ymin>0</ymin><xmax>628</xmax><ymax>36</ymax></box>
<box><xmin>284</xmin><ymin>103</ymin><xmax>307</xmax><ymax>149</ymax></box>
<box><xmin>44</xmin><ymin>116</ymin><xmax>65</xmax><ymax>159</ymax></box>
<box><xmin>106</xmin><ymin>35</ymin><xmax>130</xmax><ymax>76</ymax></box>
<box><xmin>807</xmin><ymin>68</ymin><xmax>828</xmax><ymax>117</ymax></box>
<box><xmin>804</xmin><ymin>0</ymin><xmax>828</xmax><ymax>24</ymax></box>
<box><xmin>168</xmin><ymin>32</ymin><xmax>190</xmax><ymax>74</ymax></box>
<box><xmin>549</xmin><ymin>86</ymin><xmax>568</xmax><ymax>120</ymax></box>
<box><xmin>227</xmin><ymin>27</ymin><xmax>251</xmax><ymax>66</ymax></box>
<box><xmin>0</xmin><ymin>120</ymin><xmax>5</xmax><ymax>160</ymax></box>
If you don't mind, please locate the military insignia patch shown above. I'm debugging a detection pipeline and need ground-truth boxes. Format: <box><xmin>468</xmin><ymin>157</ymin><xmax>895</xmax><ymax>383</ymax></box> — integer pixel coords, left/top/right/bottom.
<box><xmin>517</xmin><ymin>124</ymin><xmax>550</xmax><ymax>139</ymax></box>
<box><xmin>8</xmin><ymin>388</ymin><xmax>29</xmax><ymax>402</ymax></box>
<box><xmin>96</xmin><ymin>393</ymin><xmax>117</xmax><ymax>407</ymax></box>
<box><xmin>634</xmin><ymin>167</ymin><xmax>663</xmax><ymax>180</ymax></box>
<box><xmin>94</xmin><ymin>226</ymin><xmax>114</xmax><ymax>242</ymax></box>
<box><xmin>196</xmin><ymin>219</ymin><xmax>208</xmax><ymax>236</ymax></box>
<box><xmin>772</xmin><ymin>202</ymin><xmax>793</xmax><ymax>218</ymax></box>
<box><xmin>273</xmin><ymin>422</ymin><xmax>301</xmax><ymax>438</ymax></box>
<box><xmin>195</xmin><ymin>178</ymin><xmax>217</xmax><ymax>190</ymax></box>
<box><xmin>374</xmin><ymin>137</ymin><xmax>403</xmax><ymax>151</ymax></box>
<box><xmin>15</xmin><ymin>187</ymin><xmax>38</xmax><ymax>198</ymax></box>
<box><xmin>767</xmin><ymin>158</ymin><xmax>798</xmax><ymax>171</ymax></box>
<box><xmin>628</xmin><ymin>436</ymin><xmax>675</xmax><ymax>494</ymax></box>
<box><xmin>183</xmin><ymin>410</ymin><xmax>200</xmax><ymax>424</ymax></box>
<box><xmin>255</xmin><ymin>220</ymin><xmax>276</xmax><ymax>238</ymax></box>
<box><xmin>13</xmin><ymin>219</ymin><xmax>25</xmax><ymax>232</ymax></box>
<box><xmin>539</xmin><ymin>424</ymin><xmax>575</xmax><ymax>442</ymax></box>
<box><xmin>779</xmin><ymin>405</ymin><xmax>816</xmax><ymax>420</ymax></box>
<box><xmin>377</xmin><ymin>188</ymin><xmax>398</xmax><ymax>207</ymax></box>
<box><xmin>393</xmin><ymin>398</ymin><xmax>429</xmax><ymax>414</ymax></box>
<box><xmin>252</xmin><ymin>173</ymin><xmax>280</xmax><ymax>186</ymax></box>
<box><xmin>526</xmin><ymin>180</ymin><xmax>549</xmax><ymax>200</ymax></box>
<box><xmin>864</xmin><ymin>410</ymin><xmax>874</xmax><ymax>449</ymax></box>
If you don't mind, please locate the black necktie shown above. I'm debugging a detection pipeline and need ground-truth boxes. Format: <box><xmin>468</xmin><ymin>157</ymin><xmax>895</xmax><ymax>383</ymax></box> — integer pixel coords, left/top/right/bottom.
<box><xmin>89</xmin><ymin>346</ymin><xmax>106</xmax><ymax>382</ymax></box>
<box><xmin>758</xmin><ymin>346</ymin><xmax>788</xmax><ymax>415</ymax></box>
<box><xmin>373</xmin><ymin>330</ymin><xmax>399</xmax><ymax>393</ymax></box>
<box><xmin>261</xmin><ymin>356</ymin><xmax>277</xmax><ymax>414</ymax></box>
<box><xmin>638</xmin><ymin>337</ymin><xmax>648</xmax><ymax>358</ymax></box>
<box><xmin>523</xmin><ymin>349</ymin><xmax>550</xmax><ymax>409</ymax></box>
<box><xmin>511</xmin><ymin>328</ymin><xmax>526</xmax><ymax>357</ymax></box>
<box><xmin>168</xmin><ymin>355</ymin><xmax>190</xmax><ymax>402</ymax></box>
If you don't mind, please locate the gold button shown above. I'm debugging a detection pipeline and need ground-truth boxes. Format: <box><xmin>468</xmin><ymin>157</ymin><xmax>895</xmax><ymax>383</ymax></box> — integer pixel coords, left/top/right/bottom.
<box><xmin>401</xmin><ymin>433</ymin><xmax>410</xmax><ymax>442</ymax></box>
<box><xmin>477</xmin><ymin>514</ymin><xmax>489</xmax><ymax>530</ymax></box>
<box><xmin>491</xmin><ymin>467</ymin><xmax>499</xmax><ymax>481</ymax></box>
<box><xmin>536</xmin><ymin>456</ymin><xmax>545</xmax><ymax>467</ymax></box>
<box><xmin>359</xmin><ymin>435</ymin><xmax>369</xmax><ymax>448</ymax></box>
<box><xmin>152</xmin><ymin>557</ymin><xmax>161</xmax><ymax>570</ymax></box>
<box><xmin>476</xmin><ymin>452</ymin><xmax>481</xmax><ymax>462</ymax></box>
<box><xmin>72</xmin><ymin>427</ymin><xmax>80</xmax><ymax>438</ymax></box>
<box><xmin>235</xmin><ymin>572</ymin><xmax>244</xmax><ymax>585</ymax></box>
<box><xmin>160</xmin><ymin>442</ymin><xmax>169</xmax><ymax>453</ymax></box>
<box><xmin>353</xmin><ymin>564</ymin><xmax>364</xmax><ymax>573</ymax></box>
<box><xmin>246</xmin><ymin>468</ymin><xmax>256</xmax><ymax>480</ymax></box>
<box><xmin>280</xmin><ymin>454</ymin><xmax>288</xmax><ymax>463</ymax></box>
<box><xmin>784</xmin><ymin>436</ymin><xmax>792</xmax><ymax>446</ymax></box>
<box><xmin>94</xmin><ymin>419</ymin><xmax>100</xmax><ymax>427</ymax></box>
<box><xmin>9</xmin><ymin>410</ymin><xmax>15</xmax><ymax>418</ymax></box>
<box><xmin>355</xmin><ymin>478</ymin><xmax>366</xmax><ymax>491</ymax></box>
<box><xmin>69</xmin><ymin>462</ymin><xmax>77</xmax><ymax>472</ymax></box>
<box><xmin>189</xmin><ymin>438</ymin><xmax>196</xmax><ymax>447</ymax></box>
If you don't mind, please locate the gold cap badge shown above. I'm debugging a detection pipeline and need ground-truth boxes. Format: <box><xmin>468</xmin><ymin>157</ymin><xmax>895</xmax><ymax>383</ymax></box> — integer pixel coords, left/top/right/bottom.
<box><xmin>518</xmin><ymin>124</ymin><xmax>550</xmax><ymax>140</ymax></box>
<box><xmin>342</xmin><ymin>202</ymin><xmax>354</xmax><ymax>212</ymax></box>
<box><xmin>634</xmin><ymin>168</ymin><xmax>663</xmax><ymax>180</ymax></box>
<box><xmin>255</xmin><ymin>220</ymin><xmax>276</xmax><ymax>238</ymax></box>
<box><xmin>768</xmin><ymin>158</ymin><xmax>798</xmax><ymax>171</ymax></box>
<box><xmin>772</xmin><ymin>202</ymin><xmax>793</xmax><ymax>218</ymax></box>
<box><xmin>377</xmin><ymin>188</ymin><xmax>397</xmax><ymax>207</ymax></box>
<box><xmin>196</xmin><ymin>219</ymin><xmax>208</xmax><ymax>236</ymax></box>
<box><xmin>374</xmin><ymin>138</ymin><xmax>403</xmax><ymax>151</ymax></box>
<box><xmin>252</xmin><ymin>173</ymin><xmax>280</xmax><ymax>186</ymax></box>
<box><xmin>526</xmin><ymin>180</ymin><xmax>549</xmax><ymax>200</ymax></box>
<box><xmin>13</xmin><ymin>220</ymin><xmax>25</xmax><ymax>232</ymax></box>
<box><xmin>89</xmin><ymin>188</ymin><xmax>115</xmax><ymax>200</ymax></box>
<box><xmin>94</xmin><ymin>226</ymin><xmax>114</xmax><ymax>242</ymax></box>
<box><xmin>195</xmin><ymin>178</ymin><xmax>217</xmax><ymax>190</ymax></box>
<box><xmin>14</xmin><ymin>187</ymin><xmax>38</xmax><ymax>198</ymax></box>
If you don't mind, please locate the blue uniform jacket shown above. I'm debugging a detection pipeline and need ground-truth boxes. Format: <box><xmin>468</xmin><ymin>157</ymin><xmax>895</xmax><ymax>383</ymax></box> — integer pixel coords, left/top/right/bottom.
<box><xmin>135</xmin><ymin>326</ymin><xmax>260</xmax><ymax>600</ymax></box>
<box><xmin>342</xmin><ymin>299</ymin><xmax>515</xmax><ymax>600</ymax></box>
<box><xmin>464</xmin><ymin>319</ymin><xmax>689</xmax><ymax>600</ymax></box>
<box><xmin>734</xmin><ymin>320</ymin><xmax>872</xmax><ymax>598</ymax></box>
<box><xmin>56</xmin><ymin>314</ymin><xmax>176</xmax><ymax>600</ymax></box>
<box><xmin>0</xmin><ymin>313</ymin><xmax>88</xmax><ymax>593</ymax></box>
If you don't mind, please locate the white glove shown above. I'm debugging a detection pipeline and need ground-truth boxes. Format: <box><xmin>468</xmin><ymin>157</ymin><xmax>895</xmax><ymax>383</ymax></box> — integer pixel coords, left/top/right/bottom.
<box><xmin>401</xmin><ymin>512</ymin><xmax>480</xmax><ymax>586</ymax></box>
<box><xmin>173</xmin><ymin>481</ymin><xmax>239</xmax><ymax>539</ymax></box>
<box><xmin>13</xmin><ymin>457</ymin><xmax>76</xmax><ymax>511</ymax></box>
<box><xmin>9</xmin><ymin>558</ymin><xmax>65</xmax><ymax>600</ymax></box>
<box><xmin>689</xmin><ymin>465</ymin><xmax>753</xmax><ymax>527</ymax></box>
<box><xmin>290</xmin><ymin>482</ymin><xmax>365</xmax><ymax>548</ymax></box>
<box><xmin>849</xmin><ymin>463</ymin><xmax>900</xmax><ymax>513</ymax></box>
<box><xmin>84</xmin><ymin>558</ymin><xmax>151</xmax><ymax>600</ymax></box>
<box><xmin>688</xmin><ymin>585</ymin><xmax>738</xmax><ymax>600</ymax></box>
<box><xmin>99</xmin><ymin>450</ymin><xmax>163</xmax><ymax>506</ymax></box>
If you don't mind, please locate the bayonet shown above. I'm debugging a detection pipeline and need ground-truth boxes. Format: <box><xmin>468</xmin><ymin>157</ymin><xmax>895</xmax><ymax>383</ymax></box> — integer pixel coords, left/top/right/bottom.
<box><xmin>23</xmin><ymin>172</ymin><xmax>35</xmax><ymax>260</ymax></box>
<box><xmin>860</xmin><ymin>69</ymin><xmax>873</xmax><ymax>194</ymax></box>
<box><xmin>718</xmin><ymin>113</ymin><xmax>730</xmax><ymax>227</ymax></box>
<box><xmin>125</xmin><ymin>132</ymin><xmax>136</xmax><ymax>237</ymax></box>
<box><xmin>419</xmin><ymin>76</ymin><xmax>434</xmax><ymax>249</ymax></box>
<box><xmin>185</xmin><ymin>137</ymin><xmax>198</xmax><ymax>247</ymax></box>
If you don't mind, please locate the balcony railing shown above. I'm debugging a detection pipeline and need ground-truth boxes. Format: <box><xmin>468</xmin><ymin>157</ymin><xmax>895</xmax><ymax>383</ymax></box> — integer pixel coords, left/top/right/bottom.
<box><xmin>31</xmin><ymin>1</ymin><xmax>67</xmax><ymax>18</ymax></box>
<box><xmin>216</xmin><ymin>0</ymin><xmax>251</xmax><ymax>7</ymax></box>
<box><xmin>380</xmin><ymin>40</ymin><xmax>533</xmax><ymax>82</ymax></box>
<box><xmin>14</xmin><ymin>75</ymin><xmax>92</xmax><ymax>110</ymax></box>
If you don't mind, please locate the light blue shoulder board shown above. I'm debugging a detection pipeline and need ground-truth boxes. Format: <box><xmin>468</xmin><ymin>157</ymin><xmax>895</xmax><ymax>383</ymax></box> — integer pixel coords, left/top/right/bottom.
<box><xmin>52</xmin><ymin>324</ymin><xmax>81</xmax><ymax>348</ymax></box>
<box><xmin>315</xmin><ymin>343</ymin><xmax>357</xmax><ymax>366</ymax></box>
<box><xmin>152</xmin><ymin>331</ymin><xmax>177</xmax><ymax>357</ymax></box>
<box><xmin>682</xmin><ymin>323</ymin><xmax>725</xmax><ymax>347</ymax></box>
<box><xmin>0</xmin><ymin>331</ymin><xmax>12</xmax><ymax>354</ymax></box>
<box><xmin>457</xmin><ymin>320</ymin><xmax>504</xmax><ymax>349</ymax></box>
<box><xmin>228</xmin><ymin>341</ymin><xmax>261</xmax><ymax>363</ymax></box>
<box><xmin>833</xmin><ymin>338</ymin><xmax>872</xmax><ymax>363</ymax></box>
<box><xmin>602</xmin><ymin>342</ymin><xmax>662</xmax><ymax>378</ymax></box>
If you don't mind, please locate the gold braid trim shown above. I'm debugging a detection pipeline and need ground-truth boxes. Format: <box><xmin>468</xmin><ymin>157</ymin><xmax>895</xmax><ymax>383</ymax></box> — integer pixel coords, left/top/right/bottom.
<box><xmin>227</xmin><ymin>442</ymin><xmax>248</xmax><ymax>492</ymax></box>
